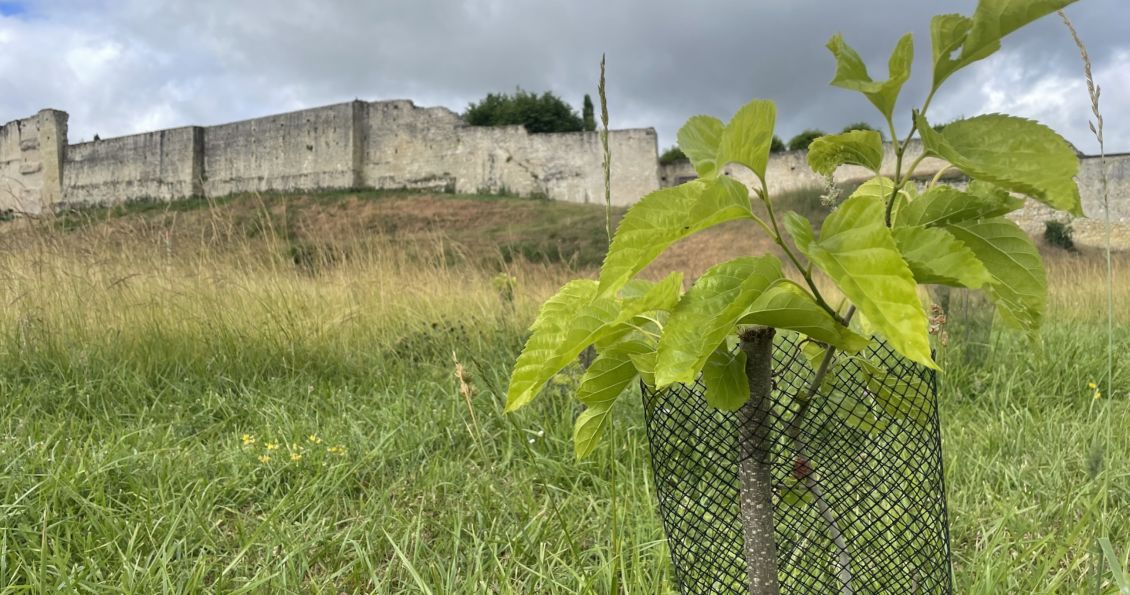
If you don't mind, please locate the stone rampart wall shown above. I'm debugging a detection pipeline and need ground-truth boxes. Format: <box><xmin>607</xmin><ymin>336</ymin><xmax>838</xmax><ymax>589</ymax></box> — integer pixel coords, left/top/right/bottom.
<box><xmin>1</xmin><ymin>98</ymin><xmax>1125</xmax><ymax>248</ymax></box>
<box><xmin>0</xmin><ymin>109</ymin><xmax>66</xmax><ymax>215</ymax></box>
<box><xmin>64</xmin><ymin>126</ymin><xmax>202</xmax><ymax>204</ymax></box>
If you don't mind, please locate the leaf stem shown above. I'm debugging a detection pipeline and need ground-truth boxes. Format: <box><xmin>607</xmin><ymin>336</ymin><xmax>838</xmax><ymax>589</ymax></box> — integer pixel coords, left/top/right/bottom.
<box><xmin>757</xmin><ymin>181</ymin><xmax>844</xmax><ymax>325</ymax></box>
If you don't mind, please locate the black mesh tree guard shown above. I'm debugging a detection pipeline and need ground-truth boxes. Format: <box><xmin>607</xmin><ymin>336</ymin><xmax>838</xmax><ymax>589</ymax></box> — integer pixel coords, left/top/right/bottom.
<box><xmin>643</xmin><ymin>333</ymin><xmax>952</xmax><ymax>594</ymax></box>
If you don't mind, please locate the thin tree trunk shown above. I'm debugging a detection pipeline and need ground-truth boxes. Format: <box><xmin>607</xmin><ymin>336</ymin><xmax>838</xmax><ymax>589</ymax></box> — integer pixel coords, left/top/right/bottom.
<box><xmin>737</xmin><ymin>326</ymin><xmax>780</xmax><ymax>595</ymax></box>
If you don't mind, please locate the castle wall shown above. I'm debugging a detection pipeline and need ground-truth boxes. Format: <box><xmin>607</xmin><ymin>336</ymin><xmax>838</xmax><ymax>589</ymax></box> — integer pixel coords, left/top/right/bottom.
<box><xmin>360</xmin><ymin>100</ymin><xmax>658</xmax><ymax>205</ymax></box>
<box><xmin>0</xmin><ymin>99</ymin><xmax>1124</xmax><ymax>249</ymax></box>
<box><xmin>63</xmin><ymin>126</ymin><xmax>202</xmax><ymax>205</ymax></box>
<box><xmin>0</xmin><ymin>109</ymin><xmax>66</xmax><ymax>215</ymax></box>
<box><xmin>202</xmin><ymin>102</ymin><xmax>359</xmax><ymax>197</ymax></box>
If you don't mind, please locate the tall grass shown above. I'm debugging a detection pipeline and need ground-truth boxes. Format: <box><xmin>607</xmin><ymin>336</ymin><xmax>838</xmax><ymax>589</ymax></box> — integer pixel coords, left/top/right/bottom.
<box><xmin>0</xmin><ymin>194</ymin><xmax>1126</xmax><ymax>592</ymax></box>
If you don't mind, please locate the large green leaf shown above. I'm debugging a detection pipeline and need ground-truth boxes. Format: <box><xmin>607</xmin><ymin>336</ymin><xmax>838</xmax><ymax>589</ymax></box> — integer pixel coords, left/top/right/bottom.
<box><xmin>506</xmin><ymin>280</ymin><xmax>620</xmax><ymax>411</ymax></box>
<box><xmin>598</xmin><ymin>177</ymin><xmax>754</xmax><ymax>295</ymax></box>
<box><xmin>858</xmin><ymin>359</ymin><xmax>932</xmax><ymax>428</ymax></box>
<box><xmin>893</xmin><ymin>225</ymin><xmax>992</xmax><ymax>288</ymax></box>
<box><xmin>702</xmin><ymin>340</ymin><xmax>749</xmax><ymax>411</ymax></box>
<box><xmin>596</xmin><ymin>274</ymin><xmax>683</xmax><ymax>350</ymax></box>
<box><xmin>575</xmin><ymin>340</ymin><xmax>650</xmax><ymax>408</ymax></box>
<box><xmin>572</xmin><ymin>340</ymin><xmax>650</xmax><ymax>459</ymax></box>
<box><xmin>739</xmin><ymin>280</ymin><xmax>869</xmax><ymax>353</ymax></box>
<box><xmin>897</xmin><ymin>183</ymin><xmax>1024</xmax><ymax>227</ymax></box>
<box><xmin>656</xmin><ymin>256</ymin><xmax>782</xmax><ymax>387</ymax></box>
<box><xmin>946</xmin><ymin>218</ymin><xmax>1046</xmax><ymax>339</ymax></box>
<box><xmin>620</xmin><ymin>272</ymin><xmax>684</xmax><ymax>318</ymax></box>
<box><xmin>628</xmin><ymin>350</ymin><xmax>657</xmax><ymax>388</ymax></box>
<box><xmin>677</xmin><ymin>115</ymin><xmax>725</xmax><ymax>178</ymax></box>
<box><xmin>806</xmin><ymin>194</ymin><xmax>936</xmax><ymax>369</ymax></box>
<box><xmin>930</xmin><ymin>14</ymin><xmax>974</xmax><ymax>89</ymax></box>
<box><xmin>784</xmin><ymin>211</ymin><xmax>815</xmax><ymax>254</ymax></box>
<box><xmin>826</xmin><ymin>33</ymin><xmax>913</xmax><ymax>120</ymax></box>
<box><xmin>931</xmin><ymin>1</ymin><xmax>1078</xmax><ymax>89</ymax></box>
<box><xmin>807</xmin><ymin>130</ymin><xmax>885</xmax><ymax>176</ymax></box>
<box><xmin>847</xmin><ymin>176</ymin><xmax>914</xmax><ymax>217</ymax></box>
<box><xmin>828</xmin><ymin>391</ymin><xmax>889</xmax><ymax>435</ymax></box>
<box><xmin>916</xmin><ymin>113</ymin><xmax>1082</xmax><ymax>216</ymax></box>
<box><xmin>717</xmin><ymin>99</ymin><xmax>777</xmax><ymax>183</ymax></box>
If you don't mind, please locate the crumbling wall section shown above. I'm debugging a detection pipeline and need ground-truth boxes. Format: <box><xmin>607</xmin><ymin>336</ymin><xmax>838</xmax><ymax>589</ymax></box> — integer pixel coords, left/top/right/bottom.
<box><xmin>0</xmin><ymin>109</ymin><xmax>66</xmax><ymax>214</ymax></box>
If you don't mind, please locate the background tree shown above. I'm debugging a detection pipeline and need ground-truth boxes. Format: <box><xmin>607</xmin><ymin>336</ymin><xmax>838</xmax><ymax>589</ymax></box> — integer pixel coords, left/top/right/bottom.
<box><xmin>659</xmin><ymin>146</ymin><xmax>688</xmax><ymax>165</ymax></box>
<box><xmin>463</xmin><ymin>89</ymin><xmax>584</xmax><ymax>133</ymax></box>
<box><xmin>840</xmin><ymin>121</ymin><xmax>885</xmax><ymax>141</ymax></box>
<box><xmin>771</xmin><ymin>135</ymin><xmax>786</xmax><ymax>153</ymax></box>
<box><xmin>787</xmin><ymin>129</ymin><xmax>826</xmax><ymax>152</ymax></box>
<box><xmin>582</xmin><ymin>94</ymin><xmax>596</xmax><ymax>131</ymax></box>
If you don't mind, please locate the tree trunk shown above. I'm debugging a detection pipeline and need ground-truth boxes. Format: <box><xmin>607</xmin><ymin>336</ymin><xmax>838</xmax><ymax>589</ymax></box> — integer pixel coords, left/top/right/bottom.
<box><xmin>737</xmin><ymin>326</ymin><xmax>780</xmax><ymax>595</ymax></box>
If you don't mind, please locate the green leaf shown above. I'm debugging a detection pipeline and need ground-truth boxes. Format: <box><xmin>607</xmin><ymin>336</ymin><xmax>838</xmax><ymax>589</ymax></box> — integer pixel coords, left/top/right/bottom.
<box><xmin>892</xmin><ymin>225</ymin><xmax>993</xmax><ymax>288</ymax></box>
<box><xmin>628</xmin><ymin>350</ymin><xmax>657</xmax><ymax>388</ymax></box>
<box><xmin>847</xmin><ymin>176</ymin><xmax>914</xmax><ymax>214</ymax></box>
<box><xmin>916</xmin><ymin>113</ymin><xmax>1082</xmax><ymax>216</ymax></box>
<box><xmin>506</xmin><ymin>280</ymin><xmax>621</xmax><ymax>412</ymax></box>
<box><xmin>930</xmin><ymin>14</ymin><xmax>974</xmax><ymax>89</ymax></box>
<box><xmin>805</xmin><ymin>194</ymin><xmax>936</xmax><ymax>369</ymax></box>
<box><xmin>677</xmin><ymin>115</ymin><xmax>725</xmax><ymax>178</ymax></box>
<box><xmin>620</xmin><ymin>272</ymin><xmax>684</xmax><ymax>318</ymax></box>
<box><xmin>858</xmin><ymin>359</ymin><xmax>932</xmax><ymax>428</ymax></box>
<box><xmin>828</xmin><ymin>391</ymin><xmax>889</xmax><ymax>435</ymax></box>
<box><xmin>784</xmin><ymin>211</ymin><xmax>815</xmax><ymax>254</ymax></box>
<box><xmin>780</xmin><ymin>476</ymin><xmax>816</xmax><ymax>507</ymax></box>
<box><xmin>575</xmin><ymin>340</ymin><xmax>649</xmax><ymax>408</ymax></box>
<box><xmin>931</xmin><ymin>1</ymin><xmax>1078</xmax><ymax>89</ymax></box>
<box><xmin>826</xmin><ymin>33</ymin><xmax>913</xmax><ymax>120</ymax></box>
<box><xmin>656</xmin><ymin>256</ymin><xmax>782</xmax><ymax>387</ymax></box>
<box><xmin>739</xmin><ymin>281</ymin><xmax>869</xmax><ymax>353</ymax></box>
<box><xmin>801</xmin><ymin>341</ymin><xmax>829</xmax><ymax>372</ymax></box>
<box><xmin>897</xmin><ymin>183</ymin><xmax>1024</xmax><ymax>227</ymax></box>
<box><xmin>702</xmin><ymin>341</ymin><xmax>749</xmax><ymax>411</ymax></box>
<box><xmin>961</xmin><ymin>0</ymin><xmax>1078</xmax><ymax>76</ymax></box>
<box><xmin>598</xmin><ymin>177</ymin><xmax>754</xmax><ymax>296</ymax></box>
<box><xmin>946</xmin><ymin>217</ymin><xmax>1046</xmax><ymax>339</ymax></box>
<box><xmin>717</xmin><ymin>99</ymin><xmax>777</xmax><ymax>182</ymax></box>
<box><xmin>572</xmin><ymin>340</ymin><xmax>650</xmax><ymax>459</ymax></box>
<box><xmin>807</xmin><ymin>130</ymin><xmax>885</xmax><ymax>176</ymax></box>
<box><xmin>573</xmin><ymin>406</ymin><xmax>612</xmax><ymax>460</ymax></box>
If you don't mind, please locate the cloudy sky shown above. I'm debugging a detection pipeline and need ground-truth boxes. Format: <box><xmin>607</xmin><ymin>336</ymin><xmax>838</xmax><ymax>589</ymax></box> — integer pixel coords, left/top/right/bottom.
<box><xmin>1</xmin><ymin>0</ymin><xmax>1127</xmax><ymax>154</ymax></box>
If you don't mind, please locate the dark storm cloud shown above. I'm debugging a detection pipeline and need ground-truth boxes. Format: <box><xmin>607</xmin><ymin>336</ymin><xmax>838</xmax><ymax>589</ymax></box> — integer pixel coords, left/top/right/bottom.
<box><xmin>2</xmin><ymin>0</ymin><xmax>1126</xmax><ymax>153</ymax></box>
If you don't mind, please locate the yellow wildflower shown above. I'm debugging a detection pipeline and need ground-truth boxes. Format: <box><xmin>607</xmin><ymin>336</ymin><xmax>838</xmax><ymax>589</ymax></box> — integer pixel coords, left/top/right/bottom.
<box><xmin>1088</xmin><ymin>381</ymin><xmax>1098</xmax><ymax>390</ymax></box>
<box><xmin>327</xmin><ymin>446</ymin><xmax>347</xmax><ymax>456</ymax></box>
<box><xmin>307</xmin><ymin>434</ymin><xmax>322</xmax><ymax>445</ymax></box>
<box><xmin>258</xmin><ymin>454</ymin><xmax>271</xmax><ymax>464</ymax></box>
<box><xmin>241</xmin><ymin>434</ymin><xmax>256</xmax><ymax>446</ymax></box>
<box><xmin>1094</xmin><ymin>390</ymin><xmax>1102</xmax><ymax>400</ymax></box>
<box><xmin>266</xmin><ymin>442</ymin><xmax>280</xmax><ymax>451</ymax></box>
<box><xmin>290</xmin><ymin>453</ymin><xmax>303</xmax><ymax>462</ymax></box>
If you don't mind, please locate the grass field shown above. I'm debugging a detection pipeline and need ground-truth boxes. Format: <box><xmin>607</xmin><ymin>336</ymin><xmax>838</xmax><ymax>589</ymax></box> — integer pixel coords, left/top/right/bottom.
<box><xmin>0</xmin><ymin>190</ymin><xmax>1127</xmax><ymax>593</ymax></box>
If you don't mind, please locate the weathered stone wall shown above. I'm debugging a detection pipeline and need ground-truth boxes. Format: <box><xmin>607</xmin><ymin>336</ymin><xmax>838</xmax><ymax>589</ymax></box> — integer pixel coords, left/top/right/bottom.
<box><xmin>202</xmin><ymin>102</ymin><xmax>360</xmax><ymax>197</ymax></box>
<box><xmin>0</xmin><ymin>109</ymin><xmax>66</xmax><ymax>215</ymax></box>
<box><xmin>63</xmin><ymin>126</ymin><xmax>202</xmax><ymax>205</ymax></box>
<box><xmin>361</xmin><ymin>100</ymin><xmax>658</xmax><ymax>205</ymax></box>
<box><xmin>41</xmin><ymin>99</ymin><xmax>658</xmax><ymax>209</ymax></box>
<box><xmin>0</xmin><ymin>99</ymin><xmax>1125</xmax><ymax>249</ymax></box>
